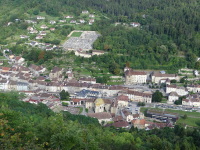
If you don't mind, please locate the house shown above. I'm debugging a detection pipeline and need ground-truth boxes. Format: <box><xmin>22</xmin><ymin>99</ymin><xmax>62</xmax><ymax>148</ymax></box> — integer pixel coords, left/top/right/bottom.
<box><xmin>92</xmin><ymin>50</ymin><xmax>105</xmax><ymax>56</ymax></box>
<box><xmin>131</xmin><ymin>119</ymin><xmax>146</xmax><ymax>129</ymax></box>
<box><xmin>89</xmin><ymin>14</ymin><xmax>95</xmax><ymax>18</ymax></box>
<box><xmin>130</xmin><ymin>22</ymin><xmax>140</xmax><ymax>27</ymax></box>
<box><xmin>30</xmin><ymin>29</ymin><xmax>38</xmax><ymax>34</ymax></box>
<box><xmin>1</xmin><ymin>67</ymin><xmax>11</xmax><ymax>73</ymax></box>
<box><xmin>151</xmin><ymin>72</ymin><xmax>178</xmax><ymax>84</ymax></box>
<box><xmin>29</xmin><ymin>64</ymin><xmax>46</xmax><ymax>76</ymax></box>
<box><xmin>46</xmin><ymin>82</ymin><xmax>61</xmax><ymax>92</ymax></box>
<box><xmin>70</xmin><ymin>20</ymin><xmax>76</xmax><ymax>24</ymax></box>
<box><xmin>49</xmin><ymin>66</ymin><xmax>63</xmax><ymax>79</ymax></box>
<box><xmin>187</xmin><ymin>85</ymin><xmax>200</xmax><ymax>93</ymax></box>
<box><xmin>88</xmin><ymin>112</ymin><xmax>112</xmax><ymax>124</ymax></box>
<box><xmin>59</xmin><ymin>20</ymin><xmax>66</xmax><ymax>23</ymax></box>
<box><xmin>40</xmin><ymin>25</ymin><xmax>48</xmax><ymax>29</ymax></box>
<box><xmin>79</xmin><ymin>77</ymin><xmax>96</xmax><ymax>84</ymax></box>
<box><xmin>0</xmin><ymin>79</ymin><xmax>9</xmax><ymax>90</ymax></box>
<box><xmin>125</xmin><ymin>68</ymin><xmax>147</xmax><ymax>84</ymax></box>
<box><xmin>25</xmin><ymin>20</ymin><xmax>37</xmax><ymax>24</ymax></box>
<box><xmin>89</xmin><ymin>21</ymin><xmax>93</xmax><ymax>25</ymax></box>
<box><xmin>75</xmin><ymin>50</ymin><xmax>92</xmax><ymax>58</ymax></box>
<box><xmin>36</xmin><ymin>35</ymin><xmax>43</xmax><ymax>40</ymax></box>
<box><xmin>107</xmin><ymin>121</ymin><xmax>129</xmax><ymax>129</ymax></box>
<box><xmin>166</xmin><ymin>85</ymin><xmax>188</xmax><ymax>96</ymax></box>
<box><xmin>37</xmin><ymin>16</ymin><xmax>45</xmax><ymax>20</ymax></box>
<box><xmin>65</xmin><ymin>16</ymin><xmax>73</xmax><ymax>19</ymax></box>
<box><xmin>49</xmin><ymin>20</ymin><xmax>56</xmax><ymax>24</ymax></box>
<box><xmin>89</xmin><ymin>19</ymin><xmax>94</xmax><ymax>23</ymax></box>
<box><xmin>82</xmin><ymin>10</ymin><xmax>89</xmax><ymax>14</ymax></box>
<box><xmin>27</xmin><ymin>27</ymin><xmax>34</xmax><ymax>31</ymax></box>
<box><xmin>20</xmin><ymin>35</ymin><xmax>29</xmax><ymax>39</ymax></box>
<box><xmin>8</xmin><ymin>80</ymin><xmax>17</xmax><ymax>90</ymax></box>
<box><xmin>85</xmin><ymin>99</ymin><xmax>95</xmax><ymax>110</ymax></box>
<box><xmin>50</xmin><ymin>28</ymin><xmax>55</xmax><ymax>31</ymax></box>
<box><xmin>0</xmin><ymin>61</ymin><xmax>3</xmax><ymax>66</ymax></box>
<box><xmin>70</xmin><ymin>98</ymin><xmax>86</xmax><ymax>106</ymax></box>
<box><xmin>182</xmin><ymin>94</ymin><xmax>200</xmax><ymax>107</ymax></box>
<box><xmin>79</xmin><ymin>19</ymin><xmax>85</xmax><ymax>23</ymax></box>
<box><xmin>116</xmin><ymin>95</ymin><xmax>129</xmax><ymax>108</ymax></box>
<box><xmin>122</xmin><ymin>90</ymin><xmax>152</xmax><ymax>103</ymax></box>
<box><xmin>121</xmin><ymin>109</ymin><xmax>133</xmax><ymax>122</ymax></box>
<box><xmin>17</xmin><ymin>82</ymin><xmax>29</xmax><ymax>91</ymax></box>
<box><xmin>39</xmin><ymin>31</ymin><xmax>47</xmax><ymax>36</ymax></box>
<box><xmin>13</xmin><ymin>56</ymin><xmax>25</xmax><ymax>64</ymax></box>
<box><xmin>168</xmin><ymin>92</ymin><xmax>179</xmax><ymax>104</ymax></box>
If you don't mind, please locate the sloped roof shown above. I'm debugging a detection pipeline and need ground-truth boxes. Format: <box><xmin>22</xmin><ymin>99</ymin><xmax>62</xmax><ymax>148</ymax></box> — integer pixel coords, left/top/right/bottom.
<box><xmin>88</xmin><ymin>112</ymin><xmax>112</xmax><ymax>119</ymax></box>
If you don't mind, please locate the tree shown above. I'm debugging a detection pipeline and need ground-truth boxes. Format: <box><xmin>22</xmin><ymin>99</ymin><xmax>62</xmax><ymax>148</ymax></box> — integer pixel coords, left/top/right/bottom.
<box><xmin>152</xmin><ymin>90</ymin><xmax>163</xmax><ymax>102</ymax></box>
<box><xmin>137</xmin><ymin>102</ymin><xmax>145</xmax><ymax>106</ymax></box>
<box><xmin>182</xmin><ymin>114</ymin><xmax>187</xmax><ymax>119</ymax></box>
<box><xmin>170</xmin><ymin>80</ymin><xmax>177</xmax><ymax>83</ymax></box>
<box><xmin>195</xmin><ymin>61</ymin><xmax>200</xmax><ymax>70</ymax></box>
<box><xmin>59</xmin><ymin>90</ymin><xmax>70</xmax><ymax>100</ymax></box>
<box><xmin>180</xmin><ymin>77</ymin><xmax>186</xmax><ymax>83</ymax></box>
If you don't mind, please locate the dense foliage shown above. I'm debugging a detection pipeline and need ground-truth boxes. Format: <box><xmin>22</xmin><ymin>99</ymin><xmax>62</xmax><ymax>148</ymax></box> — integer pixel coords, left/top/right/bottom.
<box><xmin>0</xmin><ymin>92</ymin><xmax>200</xmax><ymax>149</ymax></box>
<box><xmin>0</xmin><ymin>0</ymin><xmax>199</xmax><ymax>73</ymax></box>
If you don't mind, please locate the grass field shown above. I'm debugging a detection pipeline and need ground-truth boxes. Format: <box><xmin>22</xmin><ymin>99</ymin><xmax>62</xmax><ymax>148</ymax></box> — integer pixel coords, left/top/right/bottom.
<box><xmin>71</xmin><ymin>32</ymin><xmax>82</xmax><ymax>37</ymax></box>
<box><xmin>141</xmin><ymin>107</ymin><xmax>200</xmax><ymax>127</ymax></box>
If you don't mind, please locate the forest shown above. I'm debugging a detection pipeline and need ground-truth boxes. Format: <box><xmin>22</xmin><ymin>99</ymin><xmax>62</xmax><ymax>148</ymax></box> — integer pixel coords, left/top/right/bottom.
<box><xmin>1</xmin><ymin>92</ymin><xmax>200</xmax><ymax>149</ymax></box>
<box><xmin>0</xmin><ymin>0</ymin><xmax>199</xmax><ymax>73</ymax></box>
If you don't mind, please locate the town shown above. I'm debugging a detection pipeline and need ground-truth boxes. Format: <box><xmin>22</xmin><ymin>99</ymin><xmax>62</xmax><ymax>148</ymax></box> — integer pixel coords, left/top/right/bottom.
<box><xmin>1</xmin><ymin>9</ymin><xmax>200</xmax><ymax>130</ymax></box>
<box><xmin>0</xmin><ymin>46</ymin><xmax>200</xmax><ymax>129</ymax></box>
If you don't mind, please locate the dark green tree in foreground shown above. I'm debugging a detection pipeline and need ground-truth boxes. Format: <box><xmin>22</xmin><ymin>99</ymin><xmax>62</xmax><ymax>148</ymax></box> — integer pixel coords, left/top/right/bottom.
<box><xmin>152</xmin><ymin>90</ymin><xmax>163</xmax><ymax>102</ymax></box>
<box><xmin>59</xmin><ymin>90</ymin><xmax>70</xmax><ymax>100</ymax></box>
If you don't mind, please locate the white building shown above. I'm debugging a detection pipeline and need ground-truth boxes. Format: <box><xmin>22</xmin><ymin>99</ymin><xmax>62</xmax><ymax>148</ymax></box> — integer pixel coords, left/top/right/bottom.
<box><xmin>166</xmin><ymin>85</ymin><xmax>188</xmax><ymax>96</ymax></box>
<box><xmin>187</xmin><ymin>85</ymin><xmax>200</xmax><ymax>93</ymax></box>
<box><xmin>130</xmin><ymin>22</ymin><xmax>140</xmax><ymax>27</ymax></box>
<box><xmin>168</xmin><ymin>92</ymin><xmax>179</xmax><ymax>104</ymax></box>
<box><xmin>182</xmin><ymin>94</ymin><xmax>200</xmax><ymax>107</ymax></box>
<box><xmin>88</xmin><ymin>112</ymin><xmax>112</xmax><ymax>124</ymax></box>
<box><xmin>151</xmin><ymin>72</ymin><xmax>178</xmax><ymax>84</ymax></box>
<box><xmin>125</xmin><ymin>69</ymin><xmax>147</xmax><ymax>84</ymax></box>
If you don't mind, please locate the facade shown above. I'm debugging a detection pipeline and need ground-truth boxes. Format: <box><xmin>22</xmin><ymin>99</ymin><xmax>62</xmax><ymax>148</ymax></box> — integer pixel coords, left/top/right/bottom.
<box><xmin>187</xmin><ymin>85</ymin><xmax>200</xmax><ymax>93</ymax></box>
<box><xmin>182</xmin><ymin>94</ymin><xmax>200</xmax><ymax>107</ymax></box>
<box><xmin>125</xmin><ymin>69</ymin><xmax>147</xmax><ymax>84</ymax></box>
<box><xmin>168</xmin><ymin>92</ymin><xmax>179</xmax><ymax>104</ymax></box>
<box><xmin>88</xmin><ymin>112</ymin><xmax>112</xmax><ymax>124</ymax></box>
<box><xmin>151</xmin><ymin>72</ymin><xmax>178</xmax><ymax>84</ymax></box>
<box><xmin>122</xmin><ymin>90</ymin><xmax>152</xmax><ymax>103</ymax></box>
<box><xmin>166</xmin><ymin>85</ymin><xmax>188</xmax><ymax>96</ymax></box>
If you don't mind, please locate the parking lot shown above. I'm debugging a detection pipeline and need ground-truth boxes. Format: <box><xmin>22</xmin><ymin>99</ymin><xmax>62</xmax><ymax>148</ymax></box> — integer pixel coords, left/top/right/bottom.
<box><xmin>63</xmin><ymin>31</ymin><xmax>100</xmax><ymax>51</ymax></box>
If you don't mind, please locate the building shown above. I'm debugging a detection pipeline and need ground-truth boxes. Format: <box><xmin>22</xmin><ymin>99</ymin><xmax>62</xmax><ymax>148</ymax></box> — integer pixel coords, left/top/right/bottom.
<box><xmin>49</xmin><ymin>67</ymin><xmax>63</xmax><ymax>79</ymax></box>
<box><xmin>168</xmin><ymin>92</ymin><xmax>179</xmax><ymax>104</ymax></box>
<box><xmin>130</xmin><ymin>22</ymin><xmax>140</xmax><ymax>27</ymax></box>
<box><xmin>125</xmin><ymin>69</ymin><xmax>147</xmax><ymax>84</ymax></box>
<box><xmin>92</xmin><ymin>50</ymin><xmax>105</xmax><ymax>56</ymax></box>
<box><xmin>182</xmin><ymin>94</ymin><xmax>200</xmax><ymax>107</ymax></box>
<box><xmin>88</xmin><ymin>112</ymin><xmax>112</xmax><ymax>124</ymax></box>
<box><xmin>151</xmin><ymin>72</ymin><xmax>178</xmax><ymax>84</ymax></box>
<box><xmin>187</xmin><ymin>85</ymin><xmax>200</xmax><ymax>93</ymax></box>
<box><xmin>166</xmin><ymin>85</ymin><xmax>188</xmax><ymax>96</ymax></box>
<box><xmin>121</xmin><ymin>109</ymin><xmax>133</xmax><ymax>122</ymax></box>
<box><xmin>122</xmin><ymin>90</ymin><xmax>152</xmax><ymax>103</ymax></box>
<box><xmin>116</xmin><ymin>95</ymin><xmax>129</xmax><ymax>108</ymax></box>
<box><xmin>131</xmin><ymin>119</ymin><xmax>146</xmax><ymax>129</ymax></box>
